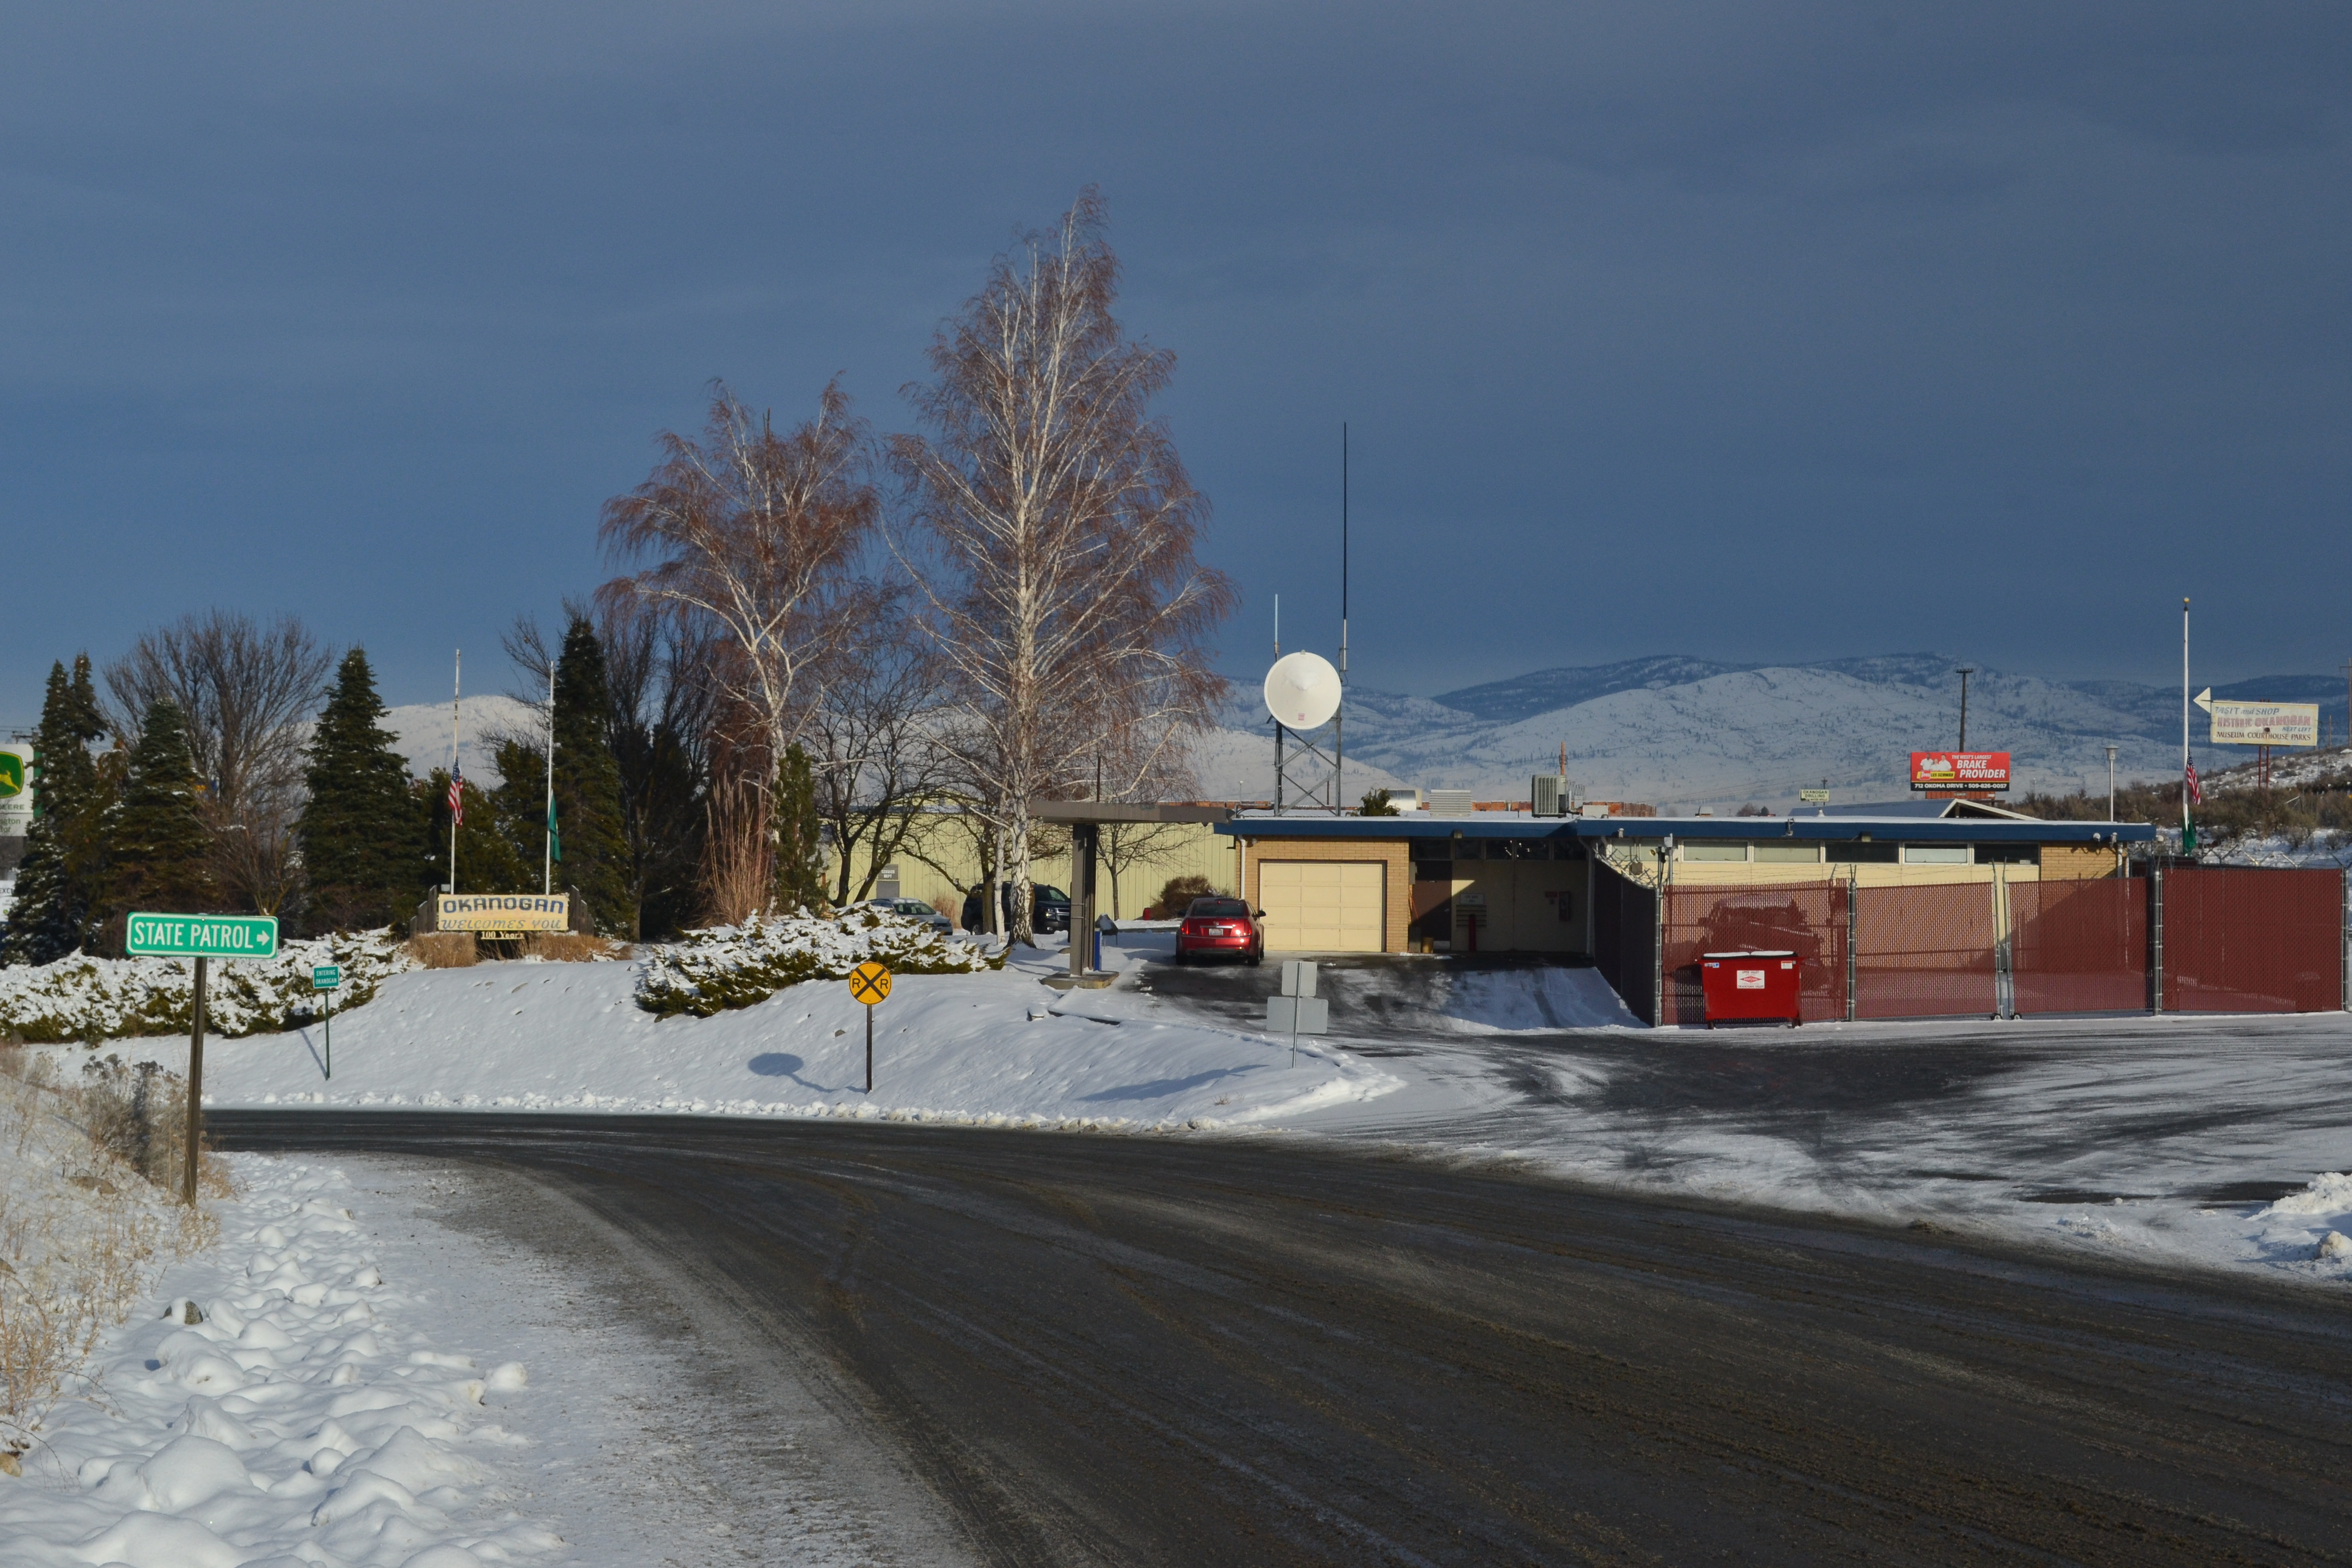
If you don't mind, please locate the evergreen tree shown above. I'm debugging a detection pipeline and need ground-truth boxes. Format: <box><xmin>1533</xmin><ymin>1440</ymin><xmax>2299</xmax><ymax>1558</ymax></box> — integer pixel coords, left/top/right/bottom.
<box><xmin>548</xmin><ymin>618</ymin><xmax>635</xmax><ymax>937</ymax></box>
<box><xmin>773</xmin><ymin>742</ymin><xmax>825</xmax><ymax>914</ymax></box>
<box><xmin>297</xmin><ymin>649</ymin><xmax>419</xmax><ymax>932</ymax></box>
<box><xmin>101</xmin><ymin>699</ymin><xmax>217</xmax><ymax>940</ymax></box>
<box><xmin>1</xmin><ymin>656</ymin><xmax>109</xmax><ymax>964</ymax></box>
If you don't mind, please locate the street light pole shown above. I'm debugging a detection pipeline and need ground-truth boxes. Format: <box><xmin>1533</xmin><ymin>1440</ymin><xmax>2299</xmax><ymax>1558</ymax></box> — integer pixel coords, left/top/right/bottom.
<box><xmin>2105</xmin><ymin>744</ymin><xmax>2118</xmax><ymax>822</ymax></box>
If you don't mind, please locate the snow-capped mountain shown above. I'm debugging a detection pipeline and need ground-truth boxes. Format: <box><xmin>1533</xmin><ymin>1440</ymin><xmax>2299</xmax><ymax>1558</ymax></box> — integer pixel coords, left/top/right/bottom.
<box><xmin>1192</xmin><ymin>654</ymin><xmax>2342</xmax><ymax>810</ymax></box>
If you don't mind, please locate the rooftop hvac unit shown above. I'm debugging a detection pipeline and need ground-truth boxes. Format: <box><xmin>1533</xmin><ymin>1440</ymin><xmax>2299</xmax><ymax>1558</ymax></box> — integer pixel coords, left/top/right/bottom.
<box><xmin>1530</xmin><ymin>775</ymin><xmax>1584</xmax><ymax>817</ymax></box>
<box><xmin>1428</xmin><ymin>788</ymin><xmax>1475</xmax><ymax>816</ymax></box>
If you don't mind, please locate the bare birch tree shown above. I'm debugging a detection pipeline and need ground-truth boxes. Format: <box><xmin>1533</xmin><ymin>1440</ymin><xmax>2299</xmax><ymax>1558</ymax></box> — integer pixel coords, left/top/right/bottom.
<box><xmin>891</xmin><ymin>191</ymin><xmax>1233</xmax><ymax>943</ymax></box>
<box><xmin>601</xmin><ymin>381</ymin><xmax>876</xmax><ymax>916</ymax></box>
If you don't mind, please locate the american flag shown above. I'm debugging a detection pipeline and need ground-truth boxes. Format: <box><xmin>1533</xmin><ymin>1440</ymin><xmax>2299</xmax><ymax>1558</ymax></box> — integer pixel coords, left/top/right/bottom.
<box><xmin>2185</xmin><ymin>762</ymin><xmax>2202</xmax><ymax>806</ymax></box>
<box><xmin>448</xmin><ymin>767</ymin><xmax>464</xmax><ymax>826</ymax></box>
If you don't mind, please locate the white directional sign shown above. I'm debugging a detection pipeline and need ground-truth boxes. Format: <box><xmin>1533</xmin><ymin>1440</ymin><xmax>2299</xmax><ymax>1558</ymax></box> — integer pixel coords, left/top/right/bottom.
<box><xmin>2194</xmin><ymin>690</ymin><xmax>2318</xmax><ymax>748</ymax></box>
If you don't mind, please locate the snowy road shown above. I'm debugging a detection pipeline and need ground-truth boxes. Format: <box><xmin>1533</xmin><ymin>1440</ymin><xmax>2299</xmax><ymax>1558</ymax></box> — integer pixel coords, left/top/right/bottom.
<box><xmin>213</xmin><ymin>1112</ymin><xmax>2352</xmax><ymax>1565</ymax></box>
<box><xmin>1153</xmin><ymin>952</ymin><xmax>2352</xmax><ymax>1278</ymax></box>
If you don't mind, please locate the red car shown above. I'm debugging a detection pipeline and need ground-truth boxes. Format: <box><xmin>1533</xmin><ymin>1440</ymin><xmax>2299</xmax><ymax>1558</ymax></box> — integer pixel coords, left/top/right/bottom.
<box><xmin>1174</xmin><ymin>896</ymin><xmax>1265</xmax><ymax>965</ymax></box>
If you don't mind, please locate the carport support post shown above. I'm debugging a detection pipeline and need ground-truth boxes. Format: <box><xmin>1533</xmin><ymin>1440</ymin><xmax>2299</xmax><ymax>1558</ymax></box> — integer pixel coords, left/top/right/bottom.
<box><xmin>1069</xmin><ymin>822</ymin><xmax>1098</xmax><ymax>978</ymax></box>
<box><xmin>2151</xmin><ymin>864</ymin><xmax>2165</xmax><ymax>1014</ymax></box>
<box><xmin>183</xmin><ymin>956</ymin><xmax>207</xmax><ymax>1207</ymax></box>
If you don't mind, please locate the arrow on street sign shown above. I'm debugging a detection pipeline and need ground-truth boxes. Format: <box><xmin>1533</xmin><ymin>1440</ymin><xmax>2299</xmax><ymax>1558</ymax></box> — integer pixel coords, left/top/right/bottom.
<box><xmin>2193</xmin><ymin>687</ymin><xmax>2213</xmax><ymax>714</ymax></box>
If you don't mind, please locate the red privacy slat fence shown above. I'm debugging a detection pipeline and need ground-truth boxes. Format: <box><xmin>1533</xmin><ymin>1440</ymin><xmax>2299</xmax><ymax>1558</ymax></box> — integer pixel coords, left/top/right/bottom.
<box><xmin>1661</xmin><ymin>881</ymin><xmax>1849</xmax><ymax>1025</ymax></box>
<box><xmin>2009</xmin><ymin>878</ymin><xmax>2148</xmax><ymax>1015</ymax></box>
<box><xmin>1851</xmin><ymin>882</ymin><xmax>1998</xmax><ymax>1020</ymax></box>
<box><xmin>2162</xmin><ymin>867</ymin><xmax>2343</xmax><ymax>1013</ymax></box>
<box><xmin>1620</xmin><ymin>865</ymin><xmax>2343</xmax><ymax>1025</ymax></box>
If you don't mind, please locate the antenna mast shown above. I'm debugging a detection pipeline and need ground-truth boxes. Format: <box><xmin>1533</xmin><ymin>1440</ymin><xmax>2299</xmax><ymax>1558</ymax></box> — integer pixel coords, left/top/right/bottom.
<box><xmin>1336</xmin><ymin>423</ymin><xmax>1347</xmax><ymax>815</ymax></box>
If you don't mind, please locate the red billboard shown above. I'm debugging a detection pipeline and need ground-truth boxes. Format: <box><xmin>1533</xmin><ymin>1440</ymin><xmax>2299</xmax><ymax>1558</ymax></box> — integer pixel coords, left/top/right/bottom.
<box><xmin>1910</xmin><ymin>751</ymin><xmax>2011</xmax><ymax>792</ymax></box>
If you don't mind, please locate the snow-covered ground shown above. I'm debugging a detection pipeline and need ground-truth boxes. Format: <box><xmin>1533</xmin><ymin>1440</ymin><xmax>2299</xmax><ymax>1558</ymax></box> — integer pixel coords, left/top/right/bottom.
<box><xmin>4</xmin><ymin>1153</ymin><xmax>973</xmax><ymax>1566</ymax></box>
<box><xmin>34</xmin><ymin>941</ymin><xmax>1402</xmax><ymax>1133</ymax></box>
<box><xmin>1287</xmin><ymin>999</ymin><xmax>2352</xmax><ymax>1289</ymax></box>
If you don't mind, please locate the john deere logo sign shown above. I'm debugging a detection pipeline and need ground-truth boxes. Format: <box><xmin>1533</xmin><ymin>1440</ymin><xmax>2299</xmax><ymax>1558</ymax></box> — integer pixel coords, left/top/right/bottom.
<box><xmin>0</xmin><ymin>744</ymin><xmax>29</xmax><ymax>836</ymax></box>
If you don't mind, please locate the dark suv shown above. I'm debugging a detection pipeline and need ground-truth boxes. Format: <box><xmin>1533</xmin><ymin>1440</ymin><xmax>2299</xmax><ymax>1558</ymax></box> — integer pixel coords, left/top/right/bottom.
<box><xmin>960</xmin><ymin>883</ymin><xmax>1073</xmax><ymax>935</ymax></box>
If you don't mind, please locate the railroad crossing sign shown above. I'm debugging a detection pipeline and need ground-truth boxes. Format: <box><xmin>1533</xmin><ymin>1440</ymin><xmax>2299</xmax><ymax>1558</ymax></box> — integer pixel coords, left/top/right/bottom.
<box><xmin>847</xmin><ymin>961</ymin><xmax>891</xmax><ymax>1092</ymax></box>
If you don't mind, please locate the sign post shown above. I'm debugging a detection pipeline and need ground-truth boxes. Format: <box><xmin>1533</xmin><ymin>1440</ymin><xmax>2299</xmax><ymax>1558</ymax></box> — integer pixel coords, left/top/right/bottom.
<box><xmin>125</xmin><ymin>913</ymin><xmax>279</xmax><ymax>1205</ymax></box>
<box><xmin>313</xmin><ymin>964</ymin><xmax>342</xmax><ymax>1080</ymax></box>
<box><xmin>1268</xmin><ymin>959</ymin><xmax>1329</xmax><ymax>1065</ymax></box>
<box><xmin>846</xmin><ymin>961</ymin><xmax>892</xmax><ymax>1092</ymax></box>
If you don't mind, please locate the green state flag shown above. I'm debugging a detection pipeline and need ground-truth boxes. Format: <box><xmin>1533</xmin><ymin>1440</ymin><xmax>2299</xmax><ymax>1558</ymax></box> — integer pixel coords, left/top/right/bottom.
<box><xmin>547</xmin><ymin>794</ymin><xmax>561</xmax><ymax>863</ymax></box>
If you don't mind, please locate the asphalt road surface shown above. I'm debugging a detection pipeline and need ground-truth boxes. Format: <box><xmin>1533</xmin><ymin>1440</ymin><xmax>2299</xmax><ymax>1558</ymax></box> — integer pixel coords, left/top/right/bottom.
<box><xmin>214</xmin><ymin>1111</ymin><xmax>2352</xmax><ymax>1566</ymax></box>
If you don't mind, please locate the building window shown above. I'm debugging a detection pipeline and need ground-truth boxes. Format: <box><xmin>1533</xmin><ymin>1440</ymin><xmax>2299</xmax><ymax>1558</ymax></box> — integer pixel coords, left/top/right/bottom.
<box><xmin>1901</xmin><ymin>845</ymin><xmax>1969</xmax><ymax>864</ymax></box>
<box><xmin>1825</xmin><ymin>842</ymin><xmax>1899</xmax><ymax>863</ymax></box>
<box><xmin>1682</xmin><ymin>842</ymin><xmax>1749</xmax><ymax>862</ymax></box>
<box><xmin>1413</xmin><ymin>860</ymin><xmax>1452</xmax><ymax>883</ymax></box>
<box><xmin>1754</xmin><ymin>842</ymin><xmax>1822</xmax><ymax>863</ymax></box>
<box><xmin>1974</xmin><ymin>844</ymin><xmax>2039</xmax><ymax>865</ymax></box>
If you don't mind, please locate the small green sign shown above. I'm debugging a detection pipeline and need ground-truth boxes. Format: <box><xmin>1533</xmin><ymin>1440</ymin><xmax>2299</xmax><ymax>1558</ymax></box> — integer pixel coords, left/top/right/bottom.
<box><xmin>125</xmin><ymin>912</ymin><xmax>280</xmax><ymax>960</ymax></box>
<box><xmin>313</xmin><ymin>965</ymin><xmax>342</xmax><ymax>991</ymax></box>
<box><xmin>0</xmin><ymin>750</ymin><xmax>22</xmax><ymax>797</ymax></box>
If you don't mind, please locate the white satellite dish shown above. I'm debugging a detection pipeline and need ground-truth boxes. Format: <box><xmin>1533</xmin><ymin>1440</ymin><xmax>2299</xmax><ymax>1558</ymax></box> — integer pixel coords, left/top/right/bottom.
<box><xmin>1264</xmin><ymin>651</ymin><xmax>1342</xmax><ymax>730</ymax></box>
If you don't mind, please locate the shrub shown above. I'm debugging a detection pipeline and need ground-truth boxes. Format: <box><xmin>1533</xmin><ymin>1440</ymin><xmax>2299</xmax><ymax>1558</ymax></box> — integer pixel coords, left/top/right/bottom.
<box><xmin>0</xmin><ymin>930</ymin><xmax>414</xmax><ymax>1045</ymax></box>
<box><xmin>634</xmin><ymin>906</ymin><xmax>1003</xmax><ymax>1018</ymax></box>
<box><xmin>1152</xmin><ymin>874</ymin><xmax>1220</xmax><ymax>918</ymax></box>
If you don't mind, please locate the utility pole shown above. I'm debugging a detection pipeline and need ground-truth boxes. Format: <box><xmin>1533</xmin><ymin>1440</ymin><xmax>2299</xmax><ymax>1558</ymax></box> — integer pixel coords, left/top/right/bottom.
<box><xmin>1954</xmin><ymin>665</ymin><xmax>1976</xmax><ymax>752</ymax></box>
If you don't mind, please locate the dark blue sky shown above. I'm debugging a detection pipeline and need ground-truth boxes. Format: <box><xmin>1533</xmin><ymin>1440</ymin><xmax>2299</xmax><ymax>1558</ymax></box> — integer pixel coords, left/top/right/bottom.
<box><xmin>3</xmin><ymin>2</ymin><xmax>2347</xmax><ymax>727</ymax></box>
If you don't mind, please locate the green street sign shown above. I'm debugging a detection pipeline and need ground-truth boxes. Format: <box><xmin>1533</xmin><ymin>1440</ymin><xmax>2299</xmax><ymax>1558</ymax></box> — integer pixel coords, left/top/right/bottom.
<box><xmin>312</xmin><ymin>965</ymin><xmax>342</xmax><ymax>991</ymax></box>
<box><xmin>125</xmin><ymin>912</ymin><xmax>280</xmax><ymax>960</ymax></box>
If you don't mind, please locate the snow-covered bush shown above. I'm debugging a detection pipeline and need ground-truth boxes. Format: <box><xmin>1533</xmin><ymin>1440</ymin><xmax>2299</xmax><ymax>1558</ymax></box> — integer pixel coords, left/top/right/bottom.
<box><xmin>635</xmin><ymin>907</ymin><xmax>1002</xmax><ymax>1018</ymax></box>
<box><xmin>0</xmin><ymin>930</ymin><xmax>415</xmax><ymax>1045</ymax></box>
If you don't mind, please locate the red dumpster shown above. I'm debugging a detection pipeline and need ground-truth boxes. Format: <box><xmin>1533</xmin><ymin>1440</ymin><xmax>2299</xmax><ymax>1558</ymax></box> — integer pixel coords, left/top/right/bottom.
<box><xmin>1699</xmin><ymin>949</ymin><xmax>1802</xmax><ymax>1028</ymax></box>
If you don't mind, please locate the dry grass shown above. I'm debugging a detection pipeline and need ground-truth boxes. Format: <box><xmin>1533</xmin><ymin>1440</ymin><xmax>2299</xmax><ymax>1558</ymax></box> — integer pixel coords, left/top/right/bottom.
<box><xmin>522</xmin><ymin>932</ymin><xmax>626</xmax><ymax>962</ymax></box>
<box><xmin>0</xmin><ymin>1048</ymin><xmax>224</xmax><ymax>1451</ymax></box>
<box><xmin>407</xmin><ymin>933</ymin><xmax>479</xmax><ymax>968</ymax></box>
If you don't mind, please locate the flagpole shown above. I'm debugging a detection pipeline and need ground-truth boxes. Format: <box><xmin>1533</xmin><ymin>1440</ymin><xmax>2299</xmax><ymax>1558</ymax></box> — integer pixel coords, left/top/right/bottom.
<box><xmin>544</xmin><ymin>660</ymin><xmax>556</xmax><ymax>896</ymax></box>
<box><xmin>2180</xmin><ymin>598</ymin><xmax>2189</xmax><ymax>853</ymax></box>
<box><xmin>449</xmin><ymin>649</ymin><xmax>461</xmax><ymax>894</ymax></box>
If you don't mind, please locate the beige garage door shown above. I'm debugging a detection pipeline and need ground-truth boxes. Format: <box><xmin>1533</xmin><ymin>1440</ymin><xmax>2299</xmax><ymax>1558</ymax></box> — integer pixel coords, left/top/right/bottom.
<box><xmin>1259</xmin><ymin>861</ymin><xmax>1385</xmax><ymax>952</ymax></box>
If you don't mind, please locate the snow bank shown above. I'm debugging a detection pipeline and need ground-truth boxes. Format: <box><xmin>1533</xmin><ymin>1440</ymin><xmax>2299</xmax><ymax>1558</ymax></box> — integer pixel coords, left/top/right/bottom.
<box><xmin>636</xmin><ymin>906</ymin><xmax>999</xmax><ymax>1018</ymax></box>
<box><xmin>0</xmin><ymin>1161</ymin><xmax>567</xmax><ymax>1566</ymax></box>
<box><xmin>51</xmin><ymin>945</ymin><xmax>1402</xmax><ymax>1133</ymax></box>
<box><xmin>1439</xmin><ymin>966</ymin><xmax>1644</xmax><ymax>1032</ymax></box>
<box><xmin>0</xmin><ymin>931</ymin><xmax>415</xmax><ymax>1045</ymax></box>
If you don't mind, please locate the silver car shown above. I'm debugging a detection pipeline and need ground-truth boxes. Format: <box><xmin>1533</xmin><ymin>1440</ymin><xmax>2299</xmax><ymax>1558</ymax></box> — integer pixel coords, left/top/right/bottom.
<box><xmin>857</xmin><ymin>897</ymin><xmax>953</xmax><ymax>935</ymax></box>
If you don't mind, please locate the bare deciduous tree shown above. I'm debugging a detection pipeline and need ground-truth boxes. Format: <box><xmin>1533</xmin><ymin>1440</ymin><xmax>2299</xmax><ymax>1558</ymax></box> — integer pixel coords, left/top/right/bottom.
<box><xmin>806</xmin><ymin>604</ymin><xmax>961</xmax><ymax>906</ymax></box>
<box><xmin>103</xmin><ymin>611</ymin><xmax>331</xmax><ymax>915</ymax></box>
<box><xmin>892</xmin><ymin>190</ymin><xmax>1233</xmax><ymax>944</ymax></box>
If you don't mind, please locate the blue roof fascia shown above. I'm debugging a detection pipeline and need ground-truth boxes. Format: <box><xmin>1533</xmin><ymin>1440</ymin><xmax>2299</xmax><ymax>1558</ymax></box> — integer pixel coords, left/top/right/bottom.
<box><xmin>1217</xmin><ymin>816</ymin><xmax>2155</xmax><ymax>845</ymax></box>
